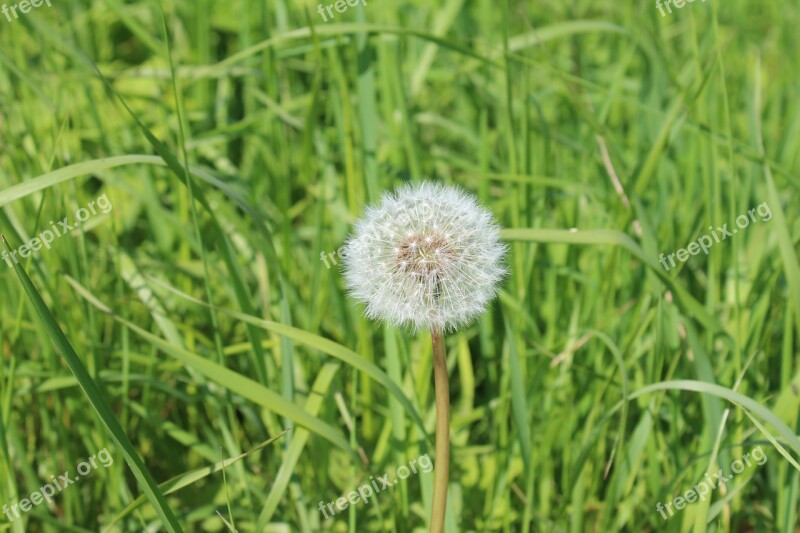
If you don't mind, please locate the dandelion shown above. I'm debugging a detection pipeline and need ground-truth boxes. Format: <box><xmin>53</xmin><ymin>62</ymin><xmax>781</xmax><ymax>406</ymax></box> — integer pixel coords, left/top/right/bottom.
<box><xmin>342</xmin><ymin>182</ymin><xmax>506</xmax><ymax>333</ymax></box>
<box><xmin>342</xmin><ymin>181</ymin><xmax>506</xmax><ymax>532</ymax></box>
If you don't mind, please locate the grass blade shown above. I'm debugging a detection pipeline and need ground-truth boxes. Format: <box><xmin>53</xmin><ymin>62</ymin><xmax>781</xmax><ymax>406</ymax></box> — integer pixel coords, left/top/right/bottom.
<box><xmin>103</xmin><ymin>428</ymin><xmax>291</xmax><ymax>531</ymax></box>
<box><xmin>0</xmin><ymin>236</ymin><xmax>183</xmax><ymax>533</ymax></box>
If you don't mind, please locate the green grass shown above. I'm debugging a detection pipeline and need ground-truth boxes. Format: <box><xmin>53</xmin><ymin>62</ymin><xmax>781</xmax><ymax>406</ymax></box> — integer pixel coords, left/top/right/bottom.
<box><xmin>0</xmin><ymin>0</ymin><xmax>798</xmax><ymax>531</ymax></box>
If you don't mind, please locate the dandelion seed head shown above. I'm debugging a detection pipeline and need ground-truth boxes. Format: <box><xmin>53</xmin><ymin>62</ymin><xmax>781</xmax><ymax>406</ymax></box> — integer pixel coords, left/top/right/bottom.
<box><xmin>342</xmin><ymin>182</ymin><xmax>507</xmax><ymax>332</ymax></box>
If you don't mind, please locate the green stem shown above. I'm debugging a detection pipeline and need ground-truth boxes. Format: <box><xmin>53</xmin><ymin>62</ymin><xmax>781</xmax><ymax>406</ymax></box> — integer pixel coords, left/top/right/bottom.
<box><xmin>430</xmin><ymin>328</ymin><xmax>450</xmax><ymax>533</ymax></box>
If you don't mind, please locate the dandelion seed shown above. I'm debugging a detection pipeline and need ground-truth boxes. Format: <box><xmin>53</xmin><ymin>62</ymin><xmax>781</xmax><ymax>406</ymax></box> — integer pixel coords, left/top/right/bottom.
<box><xmin>342</xmin><ymin>181</ymin><xmax>507</xmax><ymax>333</ymax></box>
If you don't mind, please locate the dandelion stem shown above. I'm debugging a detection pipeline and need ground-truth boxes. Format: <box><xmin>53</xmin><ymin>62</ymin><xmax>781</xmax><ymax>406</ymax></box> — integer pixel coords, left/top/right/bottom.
<box><xmin>430</xmin><ymin>328</ymin><xmax>449</xmax><ymax>533</ymax></box>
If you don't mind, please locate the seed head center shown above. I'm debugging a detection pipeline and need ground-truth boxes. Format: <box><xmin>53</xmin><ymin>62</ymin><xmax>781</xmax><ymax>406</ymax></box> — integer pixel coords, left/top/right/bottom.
<box><xmin>395</xmin><ymin>232</ymin><xmax>456</xmax><ymax>276</ymax></box>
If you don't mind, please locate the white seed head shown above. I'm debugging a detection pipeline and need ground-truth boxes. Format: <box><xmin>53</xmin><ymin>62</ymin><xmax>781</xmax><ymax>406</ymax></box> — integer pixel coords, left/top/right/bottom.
<box><xmin>342</xmin><ymin>182</ymin><xmax>507</xmax><ymax>333</ymax></box>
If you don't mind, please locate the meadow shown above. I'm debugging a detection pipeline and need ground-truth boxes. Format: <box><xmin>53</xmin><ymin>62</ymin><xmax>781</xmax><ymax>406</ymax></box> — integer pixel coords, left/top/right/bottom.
<box><xmin>0</xmin><ymin>0</ymin><xmax>798</xmax><ymax>531</ymax></box>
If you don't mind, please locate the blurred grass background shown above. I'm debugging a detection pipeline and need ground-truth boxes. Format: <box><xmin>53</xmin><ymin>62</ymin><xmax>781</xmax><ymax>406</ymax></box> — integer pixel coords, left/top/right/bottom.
<box><xmin>0</xmin><ymin>0</ymin><xmax>799</xmax><ymax>531</ymax></box>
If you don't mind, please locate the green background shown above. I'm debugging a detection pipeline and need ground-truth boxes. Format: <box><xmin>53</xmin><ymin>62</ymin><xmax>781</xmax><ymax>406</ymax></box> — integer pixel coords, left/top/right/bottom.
<box><xmin>0</xmin><ymin>0</ymin><xmax>799</xmax><ymax>531</ymax></box>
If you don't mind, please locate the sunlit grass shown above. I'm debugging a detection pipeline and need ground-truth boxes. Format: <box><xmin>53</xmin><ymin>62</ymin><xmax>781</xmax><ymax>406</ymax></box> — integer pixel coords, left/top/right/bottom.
<box><xmin>0</xmin><ymin>0</ymin><xmax>798</xmax><ymax>531</ymax></box>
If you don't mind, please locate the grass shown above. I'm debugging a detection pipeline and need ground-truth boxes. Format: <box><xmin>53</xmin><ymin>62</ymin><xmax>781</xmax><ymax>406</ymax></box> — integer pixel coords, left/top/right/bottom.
<box><xmin>0</xmin><ymin>0</ymin><xmax>798</xmax><ymax>531</ymax></box>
